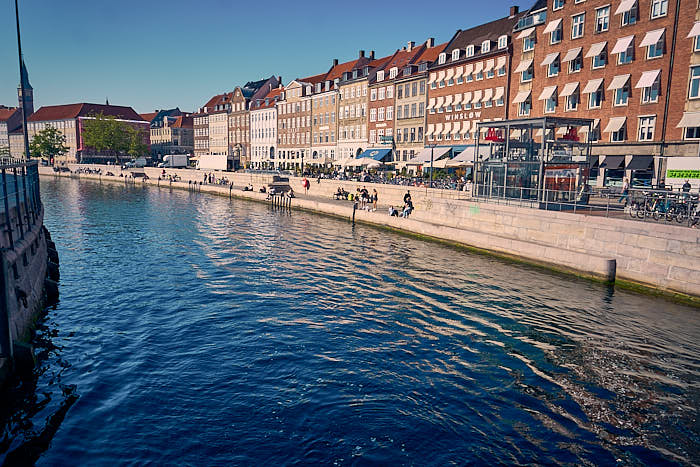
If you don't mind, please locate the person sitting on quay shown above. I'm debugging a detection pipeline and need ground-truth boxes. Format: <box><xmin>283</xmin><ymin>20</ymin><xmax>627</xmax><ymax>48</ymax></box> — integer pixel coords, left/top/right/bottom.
<box><xmin>287</xmin><ymin>188</ymin><xmax>295</xmax><ymax>199</ymax></box>
<box><xmin>388</xmin><ymin>205</ymin><xmax>399</xmax><ymax>217</ymax></box>
<box><xmin>401</xmin><ymin>199</ymin><xmax>414</xmax><ymax>218</ymax></box>
<box><xmin>259</xmin><ymin>186</ymin><xmax>267</xmax><ymax>193</ymax></box>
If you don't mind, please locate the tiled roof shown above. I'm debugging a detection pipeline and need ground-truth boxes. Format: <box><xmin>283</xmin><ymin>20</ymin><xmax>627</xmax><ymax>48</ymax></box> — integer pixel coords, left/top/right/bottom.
<box><xmin>300</xmin><ymin>72</ymin><xmax>327</xmax><ymax>85</ymax></box>
<box><xmin>325</xmin><ymin>57</ymin><xmax>366</xmax><ymax>81</ymax></box>
<box><xmin>251</xmin><ymin>87</ymin><xmax>283</xmax><ymax>110</ymax></box>
<box><xmin>0</xmin><ymin>107</ymin><xmax>19</xmax><ymax>122</ymax></box>
<box><xmin>415</xmin><ymin>42</ymin><xmax>448</xmax><ymax>64</ymax></box>
<box><xmin>443</xmin><ymin>14</ymin><xmax>524</xmax><ymax>56</ymax></box>
<box><xmin>28</xmin><ymin>103</ymin><xmax>145</xmax><ymax>122</ymax></box>
<box><xmin>171</xmin><ymin>115</ymin><xmax>193</xmax><ymax>128</ymax></box>
<box><xmin>140</xmin><ymin>112</ymin><xmax>158</xmax><ymax>123</ymax></box>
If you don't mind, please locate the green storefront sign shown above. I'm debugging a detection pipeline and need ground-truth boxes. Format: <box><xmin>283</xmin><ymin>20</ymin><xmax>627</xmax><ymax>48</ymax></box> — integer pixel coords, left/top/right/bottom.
<box><xmin>666</xmin><ymin>169</ymin><xmax>700</xmax><ymax>179</ymax></box>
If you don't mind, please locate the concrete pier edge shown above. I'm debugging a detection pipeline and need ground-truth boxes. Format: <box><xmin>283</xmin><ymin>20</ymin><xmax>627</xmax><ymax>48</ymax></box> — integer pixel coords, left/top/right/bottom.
<box><xmin>40</xmin><ymin>170</ymin><xmax>700</xmax><ymax>308</ymax></box>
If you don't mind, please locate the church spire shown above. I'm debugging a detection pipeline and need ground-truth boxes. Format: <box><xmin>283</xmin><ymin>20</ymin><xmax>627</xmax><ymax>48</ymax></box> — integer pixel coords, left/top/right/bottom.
<box><xmin>17</xmin><ymin>57</ymin><xmax>33</xmax><ymax>116</ymax></box>
<box><xmin>19</xmin><ymin>58</ymin><xmax>32</xmax><ymax>90</ymax></box>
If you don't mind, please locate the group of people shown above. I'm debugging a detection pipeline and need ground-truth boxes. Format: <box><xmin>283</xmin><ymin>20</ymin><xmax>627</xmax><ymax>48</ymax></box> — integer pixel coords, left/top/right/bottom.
<box><xmin>389</xmin><ymin>190</ymin><xmax>413</xmax><ymax>218</ymax></box>
<box><xmin>355</xmin><ymin>187</ymin><xmax>378</xmax><ymax>211</ymax></box>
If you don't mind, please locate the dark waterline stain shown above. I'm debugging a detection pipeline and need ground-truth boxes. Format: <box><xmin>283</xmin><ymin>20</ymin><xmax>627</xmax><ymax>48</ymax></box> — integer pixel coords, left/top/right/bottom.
<box><xmin>1</xmin><ymin>178</ymin><xmax>699</xmax><ymax>466</ymax></box>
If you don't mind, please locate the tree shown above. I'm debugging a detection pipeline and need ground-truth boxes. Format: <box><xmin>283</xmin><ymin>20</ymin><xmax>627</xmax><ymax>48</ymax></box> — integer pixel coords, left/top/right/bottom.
<box><xmin>126</xmin><ymin>126</ymin><xmax>148</xmax><ymax>159</ymax></box>
<box><xmin>29</xmin><ymin>127</ymin><xmax>68</xmax><ymax>163</ymax></box>
<box><xmin>0</xmin><ymin>145</ymin><xmax>10</xmax><ymax>158</ymax></box>
<box><xmin>81</xmin><ymin>112</ymin><xmax>132</xmax><ymax>164</ymax></box>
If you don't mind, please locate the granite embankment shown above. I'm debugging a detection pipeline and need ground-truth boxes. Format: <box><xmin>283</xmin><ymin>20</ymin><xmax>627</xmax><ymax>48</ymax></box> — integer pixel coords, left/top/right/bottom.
<box><xmin>40</xmin><ymin>165</ymin><xmax>700</xmax><ymax>302</ymax></box>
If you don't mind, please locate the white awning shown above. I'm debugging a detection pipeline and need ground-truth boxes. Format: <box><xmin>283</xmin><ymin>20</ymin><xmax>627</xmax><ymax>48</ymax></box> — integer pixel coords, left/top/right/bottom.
<box><xmin>513</xmin><ymin>90</ymin><xmax>531</xmax><ymax>104</ymax></box>
<box><xmin>541</xmin><ymin>52</ymin><xmax>559</xmax><ymax>67</ymax></box>
<box><xmin>435</xmin><ymin>123</ymin><xmax>443</xmax><ymax>136</ymax></box>
<box><xmin>496</xmin><ymin>56</ymin><xmax>506</xmax><ymax>70</ymax></box>
<box><xmin>462</xmin><ymin>121</ymin><xmax>472</xmax><ymax>134</ymax></box>
<box><xmin>406</xmin><ymin>146</ymin><xmax>451</xmax><ymax>164</ymax></box>
<box><xmin>427</xmin><ymin>123</ymin><xmax>435</xmax><ymax>136</ymax></box>
<box><xmin>454</xmin><ymin>66</ymin><xmax>464</xmax><ymax>80</ymax></box>
<box><xmin>514</xmin><ymin>59</ymin><xmax>533</xmax><ymax>73</ymax></box>
<box><xmin>579</xmin><ymin>118</ymin><xmax>600</xmax><ymax>132</ymax></box>
<box><xmin>452</xmin><ymin>121</ymin><xmax>461</xmax><ymax>135</ymax></box>
<box><xmin>607</xmin><ymin>74</ymin><xmax>630</xmax><ymax>90</ymax></box>
<box><xmin>561</xmin><ymin>82</ymin><xmax>579</xmax><ymax>97</ymax></box>
<box><xmin>473</xmin><ymin>61</ymin><xmax>484</xmax><ymax>75</ymax></box>
<box><xmin>635</xmin><ymin>69</ymin><xmax>661</xmax><ymax>89</ymax></box>
<box><xmin>427</xmin><ymin>97</ymin><xmax>436</xmax><ymax>110</ymax></box>
<box><xmin>612</xmin><ymin>35</ymin><xmax>634</xmax><ymax>54</ymax></box>
<box><xmin>428</xmin><ymin>72</ymin><xmax>437</xmax><ymax>84</ymax></box>
<box><xmin>452</xmin><ymin>93</ymin><xmax>462</xmax><ymax>106</ymax></box>
<box><xmin>463</xmin><ymin>91</ymin><xmax>472</xmax><ymax>104</ymax></box>
<box><xmin>463</xmin><ymin>63</ymin><xmax>474</xmax><ymax>76</ymax></box>
<box><xmin>562</xmin><ymin>47</ymin><xmax>582</xmax><ymax>63</ymax></box>
<box><xmin>639</xmin><ymin>28</ymin><xmax>665</xmax><ymax>48</ymax></box>
<box><xmin>493</xmin><ymin>87</ymin><xmax>505</xmax><ymax>101</ymax></box>
<box><xmin>484</xmin><ymin>59</ymin><xmax>495</xmax><ymax>72</ymax></box>
<box><xmin>603</xmin><ymin>116</ymin><xmax>627</xmax><ymax>133</ymax></box>
<box><xmin>538</xmin><ymin>85</ymin><xmax>557</xmax><ymax>100</ymax></box>
<box><xmin>443</xmin><ymin>122</ymin><xmax>452</xmax><ymax>135</ymax></box>
<box><xmin>543</xmin><ymin>18</ymin><xmax>562</xmax><ymax>34</ymax></box>
<box><xmin>435</xmin><ymin>96</ymin><xmax>444</xmax><ymax>109</ymax></box>
<box><xmin>556</xmin><ymin>127</ymin><xmax>567</xmax><ymax>135</ymax></box>
<box><xmin>445</xmin><ymin>68</ymin><xmax>455</xmax><ymax>81</ymax></box>
<box><xmin>444</xmin><ymin>94</ymin><xmax>453</xmax><ymax>107</ymax></box>
<box><xmin>472</xmin><ymin>89</ymin><xmax>483</xmax><ymax>104</ymax></box>
<box><xmin>688</xmin><ymin>22</ymin><xmax>700</xmax><ymax>39</ymax></box>
<box><xmin>583</xmin><ymin>78</ymin><xmax>604</xmax><ymax>94</ymax></box>
<box><xmin>482</xmin><ymin>88</ymin><xmax>494</xmax><ymax>102</ymax></box>
<box><xmin>585</xmin><ymin>41</ymin><xmax>607</xmax><ymax>58</ymax></box>
<box><xmin>517</xmin><ymin>27</ymin><xmax>535</xmax><ymax>39</ymax></box>
<box><xmin>437</xmin><ymin>70</ymin><xmax>446</xmax><ymax>82</ymax></box>
<box><xmin>677</xmin><ymin>112</ymin><xmax>700</xmax><ymax>128</ymax></box>
<box><xmin>615</xmin><ymin>0</ymin><xmax>636</xmax><ymax>15</ymax></box>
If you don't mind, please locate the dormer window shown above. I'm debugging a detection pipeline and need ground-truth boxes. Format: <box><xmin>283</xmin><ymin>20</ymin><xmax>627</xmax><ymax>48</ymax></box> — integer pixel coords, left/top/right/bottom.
<box><xmin>418</xmin><ymin>63</ymin><xmax>427</xmax><ymax>72</ymax></box>
<box><xmin>316</xmin><ymin>83</ymin><xmax>321</xmax><ymax>92</ymax></box>
<box><xmin>352</xmin><ymin>70</ymin><xmax>358</xmax><ymax>79</ymax></box>
<box><xmin>482</xmin><ymin>41</ymin><xmax>491</xmax><ymax>53</ymax></box>
<box><xmin>377</xmin><ymin>70</ymin><xmax>385</xmax><ymax>81</ymax></box>
<box><xmin>498</xmin><ymin>35</ymin><xmax>507</xmax><ymax>49</ymax></box>
<box><xmin>389</xmin><ymin>67</ymin><xmax>398</xmax><ymax>79</ymax></box>
<box><xmin>466</xmin><ymin>45</ymin><xmax>475</xmax><ymax>57</ymax></box>
<box><xmin>403</xmin><ymin>67</ymin><xmax>412</xmax><ymax>77</ymax></box>
<box><xmin>363</xmin><ymin>66</ymin><xmax>369</xmax><ymax>76</ymax></box>
<box><xmin>438</xmin><ymin>52</ymin><xmax>447</xmax><ymax>64</ymax></box>
<box><xmin>451</xmin><ymin>49</ymin><xmax>460</xmax><ymax>61</ymax></box>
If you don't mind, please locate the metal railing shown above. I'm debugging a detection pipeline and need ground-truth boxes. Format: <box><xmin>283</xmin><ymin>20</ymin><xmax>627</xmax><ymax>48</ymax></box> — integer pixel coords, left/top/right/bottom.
<box><xmin>471</xmin><ymin>184</ymin><xmax>700</xmax><ymax>227</ymax></box>
<box><xmin>0</xmin><ymin>160</ymin><xmax>41</xmax><ymax>249</ymax></box>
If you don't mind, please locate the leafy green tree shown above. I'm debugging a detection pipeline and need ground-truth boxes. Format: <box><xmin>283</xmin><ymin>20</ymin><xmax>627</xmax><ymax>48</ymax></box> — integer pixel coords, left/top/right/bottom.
<box><xmin>81</xmin><ymin>112</ymin><xmax>133</xmax><ymax>164</ymax></box>
<box><xmin>29</xmin><ymin>127</ymin><xmax>68</xmax><ymax>162</ymax></box>
<box><xmin>0</xmin><ymin>145</ymin><xmax>10</xmax><ymax>157</ymax></box>
<box><xmin>126</xmin><ymin>126</ymin><xmax>148</xmax><ymax>158</ymax></box>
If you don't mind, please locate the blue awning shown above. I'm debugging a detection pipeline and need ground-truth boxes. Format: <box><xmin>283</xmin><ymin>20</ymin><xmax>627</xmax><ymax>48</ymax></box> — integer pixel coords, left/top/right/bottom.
<box><xmin>358</xmin><ymin>148</ymin><xmax>392</xmax><ymax>161</ymax></box>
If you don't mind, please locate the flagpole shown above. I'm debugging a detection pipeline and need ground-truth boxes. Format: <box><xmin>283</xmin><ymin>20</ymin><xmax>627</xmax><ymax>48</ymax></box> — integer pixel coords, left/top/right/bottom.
<box><xmin>15</xmin><ymin>0</ymin><xmax>31</xmax><ymax>160</ymax></box>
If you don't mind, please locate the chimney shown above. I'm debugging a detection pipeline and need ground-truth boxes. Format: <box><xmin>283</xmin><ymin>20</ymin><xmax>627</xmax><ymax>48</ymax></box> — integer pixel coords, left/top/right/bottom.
<box><xmin>509</xmin><ymin>5</ymin><xmax>519</xmax><ymax>17</ymax></box>
<box><xmin>333</xmin><ymin>58</ymin><xmax>338</xmax><ymax>67</ymax></box>
<box><xmin>426</xmin><ymin>37</ymin><xmax>435</xmax><ymax>48</ymax></box>
<box><xmin>407</xmin><ymin>41</ymin><xmax>415</xmax><ymax>51</ymax></box>
<box><xmin>359</xmin><ymin>50</ymin><xmax>365</xmax><ymax>58</ymax></box>
<box><xmin>370</xmin><ymin>50</ymin><xmax>375</xmax><ymax>60</ymax></box>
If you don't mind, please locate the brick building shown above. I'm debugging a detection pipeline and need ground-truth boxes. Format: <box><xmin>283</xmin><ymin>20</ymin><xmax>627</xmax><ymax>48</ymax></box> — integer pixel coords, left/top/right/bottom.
<box><xmin>194</xmin><ymin>94</ymin><xmax>228</xmax><ymax>159</ymax></box>
<box><xmin>309</xmin><ymin>65</ymin><xmax>339</xmax><ymax>166</ymax></box>
<box><xmin>249</xmin><ymin>87</ymin><xmax>282</xmax><ymax>169</ymax></box>
<box><xmin>143</xmin><ymin>108</ymin><xmax>193</xmax><ymax>159</ymax></box>
<box><xmin>277</xmin><ymin>78</ymin><xmax>316</xmax><ymax>170</ymax></box>
<box><xmin>0</xmin><ymin>106</ymin><xmax>21</xmax><ymax>155</ymax></box>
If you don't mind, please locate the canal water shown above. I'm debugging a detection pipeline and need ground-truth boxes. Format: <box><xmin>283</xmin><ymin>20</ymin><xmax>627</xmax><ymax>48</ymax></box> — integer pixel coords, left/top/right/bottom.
<box><xmin>1</xmin><ymin>177</ymin><xmax>699</xmax><ymax>465</ymax></box>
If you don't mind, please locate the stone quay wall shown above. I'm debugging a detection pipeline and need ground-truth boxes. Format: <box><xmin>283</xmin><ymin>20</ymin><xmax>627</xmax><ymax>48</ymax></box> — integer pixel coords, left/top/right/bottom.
<box><xmin>42</xmin><ymin>165</ymin><xmax>700</xmax><ymax>301</ymax></box>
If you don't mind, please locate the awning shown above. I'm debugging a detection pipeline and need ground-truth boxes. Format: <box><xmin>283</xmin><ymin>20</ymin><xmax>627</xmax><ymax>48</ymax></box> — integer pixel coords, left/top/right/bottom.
<box><xmin>445</xmin><ymin>68</ymin><xmax>455</xmax><ymax>81</ymax></box>
<box><xmin>603</xmin><ymin>116</ymin><xmax>627</xmax><ymax>133</ymax></box>
<box><xmin>514</xmin><ymin>59</ymin><xmax>533</xmax><ymax>73</ymax></box>
<box><xmin>452</xmin><ymin>93</ymin><xmax>462</xmax><ymax>106</ymax></box>
<box><xmin>585</xmin><ymin>41</ymin><xmax>607</xmax><ymax>58</ymax></box>
<box><xmin>473</xmin><ymin>61</ymin><xmax>484</xmax><ymax>75</ymax></box>
<box><xmin>461</xmin><ymin>121</ymin><xmax>472</xmax><ymax>135</ymax></box>
<box><xmin>428</xmin><ymin>72</ymin><xmax>437</xmax><ymax>84</ymax></box>
<box><xmin>562</xmin><ymin>47</ymin><xmax>582</xmax><ymax>63</ymax></box>
<box><xmin>607</xmin><ymin>74</ymin><xmax>630</xmax><ymax>90</ymax></box>
<box><xmin>543</xmin><ymin>18</ymin><xmax>562</xmax><ymax>34</ymax></box>
<box><xmin>626</xmin><ymin>155</ymin><xmax>654</xmax><ymax>171</ymax></box>
<box><xmin>517</xmin><ymin>27</ymin><xmax>535</xmax><ymax>39</ymax></box>
<box><xmin>583</xmin><ymin>78</ymin><xmax>604</xmax><ymax>94</ymax></box>
<box><xmin>472</xmin><ymin>89</ymin><xmax>483</xmax><ymax>103</ymax></box>
<box><xmin>437</xmin><ymin>70</ymin><xmax>446</xmax><ymax>82</ymax></box>
<box><xmin>513</xmin><ymin>90</ymin><xmax>531</xmax><ymax>104</ymax></box>
<box><xmin>600</xmin><ymin>155</ymin><xmax>625</xmax><ymax>169</ymax></box>
<box><xmin>484</xmin><ymin>59</ymin><xmax>495</xmax><ymax>73</ymax></box>
<box><xmin>406</xmin><ymin>146</ymin><xmax>451</xmax><ymax>164</ymax></box>
<box><xmin>493</xmin><ymin>87</ymin><xmax>505</xmax><ymax>101</ymax></box>
<box><xmin>435</xmin><ymin>123</ymin><xmax>443</xmax><ymax>136</ymax></box>
<box><xmin>444</xmin><ymin>94</ymin><xmax>453</xmax><ymax>107</ymax></box>
<box><xmin>677</xmin><ymin>111</ymin><xmax>700</xmax><ymax>128</ymax></box>
<box><xmin>579</xmin><ymin>118</ymin><xmax>600</xmax><ymax>133</ymax></box>
<box><xmin>688</xmin><ymin>21</ymin><xmax>700</xmax><ymax>38</ymax></box>
<box><xmin>435</xmin><ymin>96</ymin><xmax>444</xmax><ymax>109</ymax></box>
<box><xmin>615</xmin><ymin>0</ymin><xmax>636</xmax><ymax>15</ymax></box>
<box><xmin>635</xmin><ymin>69</ymin><xmax>661</xmax><ymax>89</ymax></box>
<box><xmin>448</xmin><ymin>145</ymin><xmax>488</xmax><ymax>165</ymax></box>
<box><xmin>427</xmin><ymin>97</ymin><xmax>436</xmax><ymax>110</ymax></box>
<box><xmin>427</xmin><ymin>124</ymin><xmax>435</xmax><ymax>136</ymax></box>
<box><xmin>612</xmin><ymin>35</ymin><xmax>634</xmax><ymax>54</ymax></box>
<box><xmin>454</xmin><ymin>66</ymin><xmax>464</xmax><ymax>80</ymax></box>
<box><xmin>452</xmin><ymin>121</ymin><xmax>461</xmax><ymax>135</ymax></box>
<box><xmin>538</xmin><ymin>85</ymin><xmax>557</xmax><ymax>100</ymax></box>
<box><xmin>443</xmin><ymin>122</ymin><xmax>452</xmax><ymax>136</ymax></box>
<box><xmin>463</xmin><ymin>91</ymin><xmax>472</xmax><ymax>103</ymax></box>
<box><xmin>556</xmin><ymin>127</ymin><xmax>567</xmax><ymax>136</ymax></box>
<box><xmin>639</xmin><ymin>28</ymin><xmax>665</xmax><ymax>48</ymax></box>
<box><xmin>358</xmin><ymin>148</ymin><xmax>392</xmax><ymax>161</ymax></box>
<box><xmin>496</xmin><ymin>56</ymin><xmax>506</xmax><ymax>70</ymax></box>
<box><xmin>561</xmin><ymin>82</ymin><xmax>579</xmax><ymax>97</ymax></box>
<box><xmin>482</xmin><ymin>88</ymin><xmax>493</xmax><ymax>102</ymax></box>
<box><xmin>463</xmin><ymin>63</ymin><xmax>474</xmax><ymax>76</ymax></box>
<box><xmin>541</xmin><ymin>52</ymin><xmax>559</xmax><ymax>67</ymax></box>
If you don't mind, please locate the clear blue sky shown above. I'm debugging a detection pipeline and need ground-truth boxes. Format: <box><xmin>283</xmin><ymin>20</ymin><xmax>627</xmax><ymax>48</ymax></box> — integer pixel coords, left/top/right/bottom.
<box><xmin>1</xmin><ymin>0</ymin><xmax>526</xmax><ymax>114</ymax></box>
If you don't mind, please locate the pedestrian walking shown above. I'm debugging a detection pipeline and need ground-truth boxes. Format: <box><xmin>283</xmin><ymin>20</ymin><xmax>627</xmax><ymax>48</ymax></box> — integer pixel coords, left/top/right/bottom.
<box><xmin>618</xmin><ymin>178</ymin><xmax>629</xmax><ymax>205</ymax></box>
<box><xmin>372</xmin><ymin>189</ymin><xmax>378</xmax><ymax>211</ymax></box>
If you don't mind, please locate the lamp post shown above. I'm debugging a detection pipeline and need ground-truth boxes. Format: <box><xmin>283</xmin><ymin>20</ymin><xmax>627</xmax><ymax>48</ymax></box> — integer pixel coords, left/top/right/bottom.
<box><xmin>429</xmin><ymin>143</ymin><xmax>437</xmax><ymax>188</ymax></box>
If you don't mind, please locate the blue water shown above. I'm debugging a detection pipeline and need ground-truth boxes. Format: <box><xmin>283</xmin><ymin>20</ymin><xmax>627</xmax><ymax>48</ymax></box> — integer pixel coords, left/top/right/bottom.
<box><xmin>2</xmin><ymin>177</ymin><xmax>699</xmax><ymax>465</ymax></box>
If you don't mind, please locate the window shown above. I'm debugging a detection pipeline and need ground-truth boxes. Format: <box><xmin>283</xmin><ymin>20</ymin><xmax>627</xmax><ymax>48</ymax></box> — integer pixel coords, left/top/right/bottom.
<box><xmin>438</xmin><ymin>53</ymin><xmax>446</xmax><ymax>64</ymax></box>
<box><xmin>397</xmin><ymin>86</ymin><xmax>403</xmax><ymax>99</ymax></box>
<box><xmin>548</xmin><ymin>57</ymin><xmax>560</xmax><ymax>77</ymax></box>
<box><xmin>419</xmin><ymin>102</ymin><xmax>424</xmax><ymax>116</ymax></box>
<box><xmin>619</xmin><ymin>41</ymin><xmax>634</xmax><ymax>64</ymax></box>
<box><xmin>695</xmin><ymin>36</ymin><xmax>700</xmax><ymax>53</ymax></box>
<box><xmin>482</xmin><ymin>40</ymin><xmax>491</xmax><ymax>53</ymax></box>
<box><xmin>595</xmin><ymin>6</ymin><xmax>609</xmax><ymax>33</ymax></box>
<box><xmin>589</xmin><ymin>88</ymin><xmax>603</xmax><ymax>108</ymax></box>
<box><xmin>419</xmin><ymin>81</ymin><xmax>425</xmax><ymax>95</ymax></box>
<box><xmin>452</xmin><ymin>49</ymin><xmax>460</xmax><ymax>61</ymax></box>
<box><xmin>622</xmin><ymin>4</ymin><xmax>637</xmax><ymax>25</ymax></box>
<box><xmin>641</xmin><ymin>76</ymin><xmax>660</xmax><ymax>103</ymax></box>
<box><xmin>685</xmin><ymin>127</ymin><xmax>700</xmax><ymax>139</ymax></box>
<box><xmin>498</xmin><ymin>64</ymin><xmax>506</xmax><ymax>76</ymax></box>
<box><xmin>651</xmin><ymin>0</ymin><xmax>667</xmax><ymax>19</ymax></box>
<box><xmin>387</xmin><ymin>106</ymin><xmax>393</xmax><ymax>120</ymax></box>
<box><xmin>521</xmin><ymin>64</ymin><xmax>534</xmax><ymax>82</ymax></box>
<box><xmin>566</xmin><ymin>91</ymin><xmax>579</xmax><ymax>111</ymax></box>
<box><xmin>638</xmin><ymin>116</ymin><xmax>655</xmax><ymax>141</ymax></box>
<box><xmin>378</xmin><ymin>87</ymin><xmax>385</xmax><ymax>100</ymax></box>
<box><xmin>615</xmin><ymin>83</ymin><xmax>630</xmax><ymax>106</ymax></box>
<box><xmin>378</xmin><ymin>107</ymin><xmax>384</xmax><ymax>121</ymax></box>
<box><xmin>553</xmin><ymin>0</ymin><xmax>564</xmax><ymax>10</ymax></box>
<box><xmin>647</xmin><ymin>35</ymin><xmax>664</xmax><ymax>59</ymax></box>
<box><xmin>411</xmin><ymin>103</ymin><xmax>417</xmax><ymax>118</ymax></box>
<box><xmin>386</xmin><ymin>86</ymin><xmax>393</xmax><ymax>98</ymax></box>
<box><xmin>389</xmin><ymin>68</ymin><xmax>398</xmax><ymax>79</ymax></box>
<box><xmin>466</xmin><ymin>45</ymin><xmax>475</xmax><ymax>57</ymax></box>
<box><xmin>611</xmin><ymin>124</ymin><xmax>626</xmax><ymax>142</ymax></box>
<box><xmin>369</xmin><ymin>130</ymin><xmax>376</xmax><ymax>144</ymax></box>
<box><xmin>498</xmin><ymin>35</ymin><xmax>507</xmax><ymax>49</ymax></box>
<box><xmin>412</xmin><ymin>82</ymin><xmax>418</xmax><ymax>96</ymax></box>
<box><xmin>396</xmin><ymin>106</ymin><xmax>402</xmax><ymax>119</ymax></box>
<box><xmin>370</xmin><ymin>88</ymin><xmax>377</xmax><ymax>101</ymax></box>
<box><xmin>592</xmin><ymin>48</ymin><xmax>607</xmax><ymax>69</ymax></box>
<box><xmin>523</xmin><ymin>35</ymin><xmax>535</xmax><ymax>52</ymax></box>
<box><xmin>519</xmin><ymin>98</ymin><xmax>531</xmax><ymax>117</ymax></box>
<box><xmin>689</xmin><ymin>66</ymin><xmax>700</xmax><ymax>98</ymax></box>
<box><xmin>569</xmin><ymin>54</ymin><xmax>583</xmax><ymax>73</ymax></box>
<box><xmin>572</xmin><ymin>13</ymin><xmax>585</xmax><ymax>39</ymax></box>
<box><xmin>377</xmin><ymin>70</ymin><xmax>384</xmax><ymax>81</ymax></box>
<box><xmin>551</xmin><ymin>23</ymin><xmax>563</xmax><ymax>44</ymax></box>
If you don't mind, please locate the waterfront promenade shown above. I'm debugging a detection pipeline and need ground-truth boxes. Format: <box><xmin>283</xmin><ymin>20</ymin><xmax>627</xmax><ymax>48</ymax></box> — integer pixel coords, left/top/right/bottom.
<box><xmin>39</xmin><ymin>166</ymin><xmax>700</xmax><ymax>302</ymax></box>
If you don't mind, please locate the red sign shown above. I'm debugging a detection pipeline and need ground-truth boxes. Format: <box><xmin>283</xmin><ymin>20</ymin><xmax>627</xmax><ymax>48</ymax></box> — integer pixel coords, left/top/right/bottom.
<box><xmin>561</xmin><ymin>126</ymin><xmax>579</xmax><ymax>141</ymax></box>
<box><xmin>485</xmin><ymin>128</ymin><xmax>504</xmax><ymax>142</ymax></box>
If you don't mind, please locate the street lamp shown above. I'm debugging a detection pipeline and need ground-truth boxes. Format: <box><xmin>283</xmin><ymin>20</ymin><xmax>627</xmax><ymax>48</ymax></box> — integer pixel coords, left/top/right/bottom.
<box><xmin>429</xmin><ymin>143</ymin><xmax>437</xmax><ymax>188</ymax></box>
